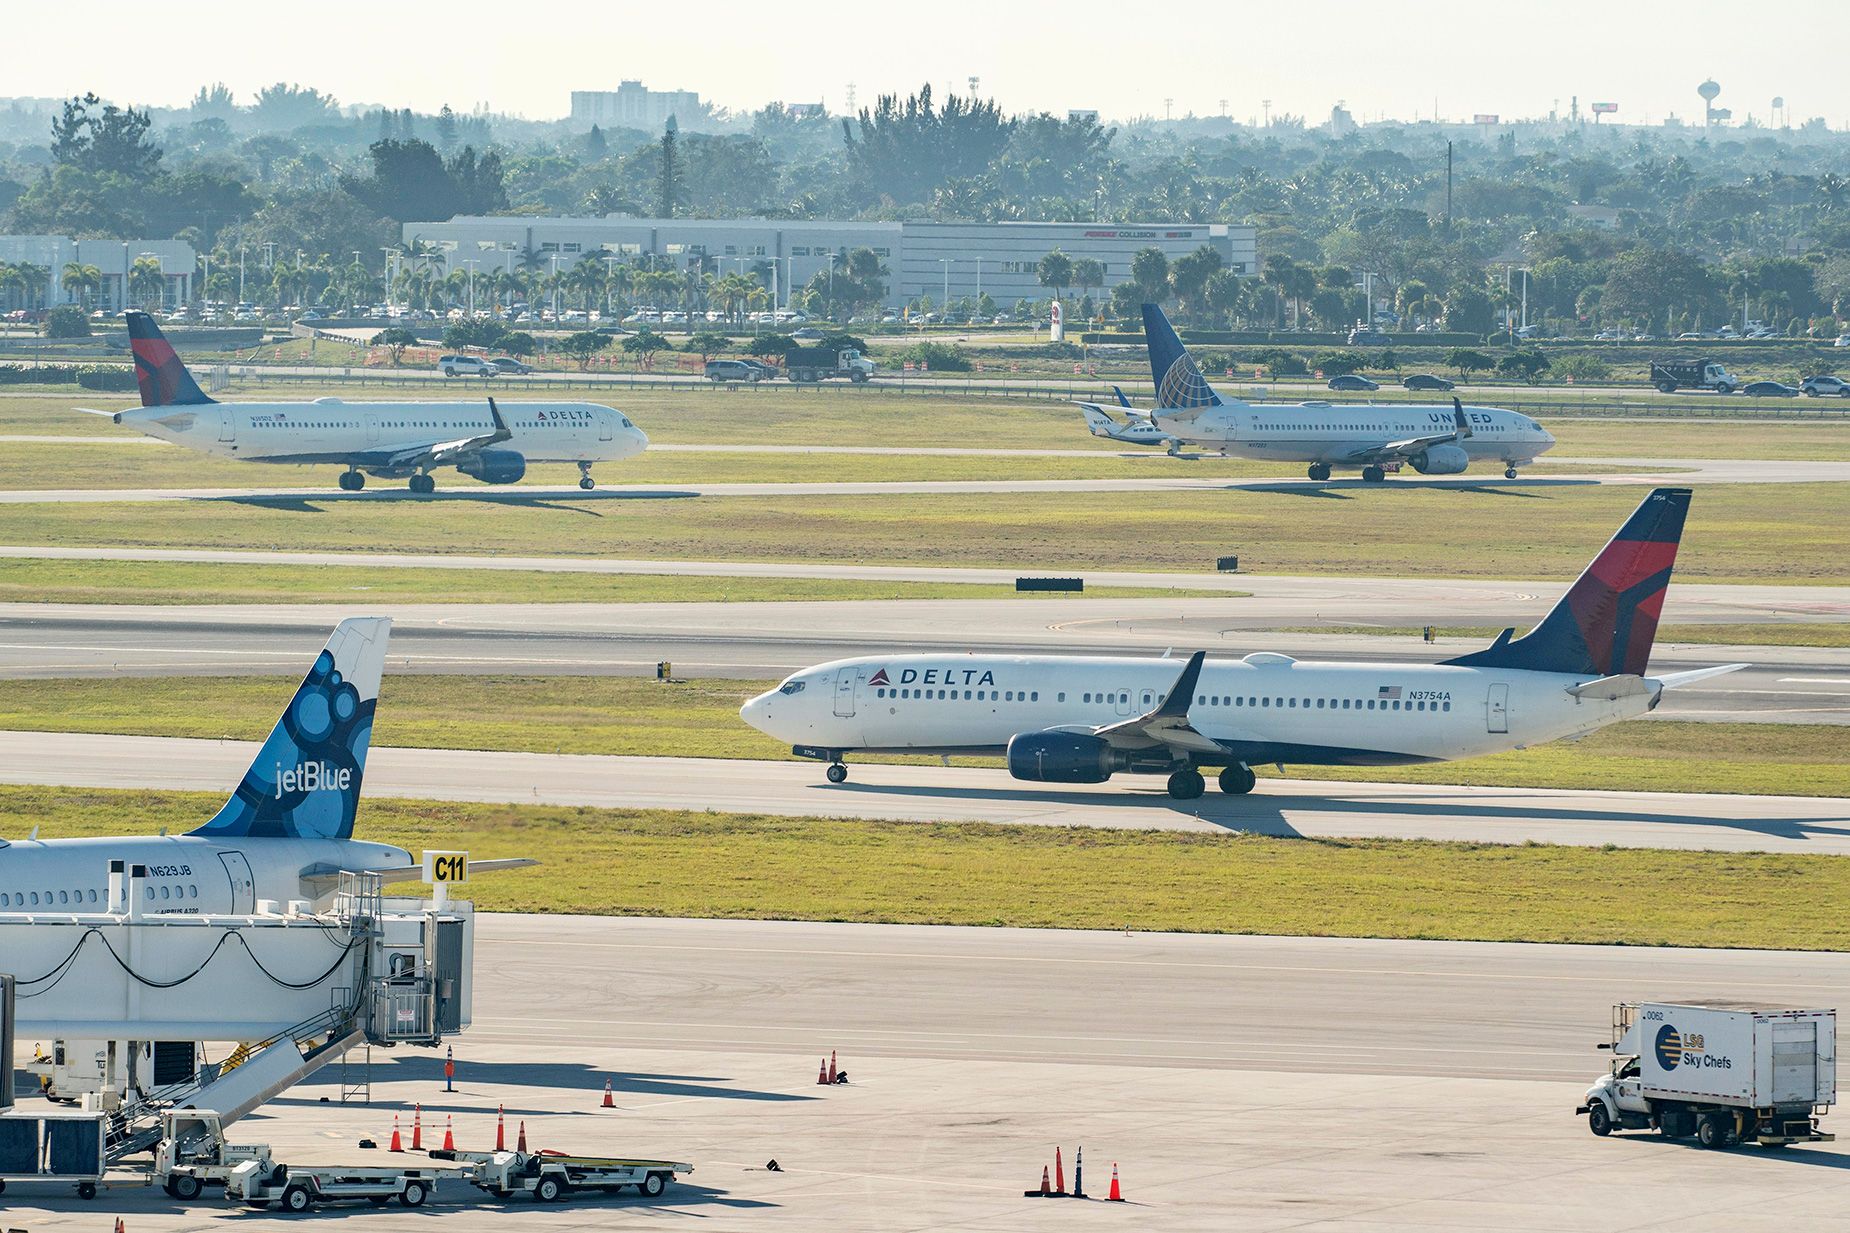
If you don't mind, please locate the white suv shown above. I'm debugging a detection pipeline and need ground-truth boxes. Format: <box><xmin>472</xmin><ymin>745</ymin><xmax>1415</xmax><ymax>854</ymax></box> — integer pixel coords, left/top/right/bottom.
<box><xmin>1801</xmin><ymin>375</ymin><xmax>1850</xmax><ymax>397</ymax></box>
<box><xmin>438</xmin><ymin>355</ymin><xmax>495</xmax><ymax>377</ymax></box>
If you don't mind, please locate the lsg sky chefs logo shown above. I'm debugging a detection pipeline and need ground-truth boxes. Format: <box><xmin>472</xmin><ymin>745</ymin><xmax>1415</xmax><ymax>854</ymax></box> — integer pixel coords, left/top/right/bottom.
<box><xmin>1654</xmin><ymin>1022</ymin><xmax>1731</xmax><ymax>1070</ymax></box>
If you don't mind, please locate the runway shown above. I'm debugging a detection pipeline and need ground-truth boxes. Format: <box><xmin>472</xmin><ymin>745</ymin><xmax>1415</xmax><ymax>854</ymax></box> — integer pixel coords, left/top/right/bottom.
<box><xmin>2</xmin><ymin>598</ymin><xmax>1843</xmax><ymax>722</ymax></box>
<box><xmin>3</xmin><ymin>729</ymin><xmax>1845</xmax><ymax>852</ymax></box>
<box><xmin>10</xmin><ymin>916</ymin><xmax>1850</xmax><ymax>1230</ymax></box>
<box><xmin>0</xmin><ymin>456</ymin><xmax>1844</xmax><ymax>503</ymax></box>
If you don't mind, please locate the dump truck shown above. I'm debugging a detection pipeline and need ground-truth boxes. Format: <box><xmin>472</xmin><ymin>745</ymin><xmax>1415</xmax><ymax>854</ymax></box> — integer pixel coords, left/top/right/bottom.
<box><xmin>1579</xmin><ymin>1001</ymin><xmax>1836</xmax><ymax>1149</ymax></box>
<box><xmin>436</xmin><ymin>1146</ymin><xmax>691</xmax><ymax>1202</ymax></box>
<box><xmin>1649</xmin><ymin>358</ymin><xmax>1739</xmax><ymax>393</ymax></box>
<box><xmin>783</xmin><ymin>346</ymin><xmax>874</xmax><ymax>383</ymax></box>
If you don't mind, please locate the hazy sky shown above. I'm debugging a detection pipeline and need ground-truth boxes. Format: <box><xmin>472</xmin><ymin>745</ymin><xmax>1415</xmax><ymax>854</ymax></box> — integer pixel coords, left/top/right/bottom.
<box><xmin>9</xmin><ymin>0</ymin><xmax>1843</xmax><ymax>128</ymax></box>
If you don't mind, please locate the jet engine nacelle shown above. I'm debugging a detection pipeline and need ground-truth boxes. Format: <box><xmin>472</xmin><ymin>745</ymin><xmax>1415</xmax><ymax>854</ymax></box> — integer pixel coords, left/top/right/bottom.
<box><xmin>1410</xmin><ymin>443</ymin><xmax>1469</xmax><ymax>475</ymax></box>
<box><xmin>457</xmin><ymin>449</ymin><xmax>528</xmax><ymax>484</ymax></box>
<box><xmin>1007</xmin><ymin>731</ymin><xmax>1117</xmax><ymax>783</ymax></box>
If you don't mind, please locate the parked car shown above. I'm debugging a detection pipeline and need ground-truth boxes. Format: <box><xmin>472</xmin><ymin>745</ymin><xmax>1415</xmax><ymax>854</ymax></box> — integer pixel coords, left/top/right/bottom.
<box><xmin>706</xmin><ymin>359</ymin><xmax>765</xmax><ymax>383</ymax></box>
<box><xmin>1800</xmin><ymin>375</ymin><xmax>1850</xmax><ymax>397</ymax></box>
<box><xmin>1834</xmin><ymin>335</ymin><xmax>1850</xmax><ymax>348</ymax></box>
<box><xmin>1743</xmin><ymin>380</ymin><xmax>1799</xmax><ymax>397</ymax></box>
<box><xmin>488</xmin><ymin>356</ymin><xmax>533</xmax><ymax>375</ymax></box>
<box><xmin>1328</xmin><ymin>374</ymin><xmax>1380</xmax><ymax>392</ymax></box>
<box><xmin>1346</xmin><ymin>327</ymin><xmax>1393</xmax><ymax>345</ymax></box>
<box><xmin>1401</xmin><ymin>373</ymin><xmax>1455</xmax><ymax>392</ymax></box>
<box><xmin>1593</xmin><ymin>329</ymin><xmax>1624</xmax><ymax>341</ymax></box>
<box><xmin>438</xmin><ymin>355</ymin><xmax>496</xmax><ymax>377</ymax></box>
<box><xmin>790</xmin><ymin>327</ymin><xmax>825</xmax><ymax>342</ymax></box>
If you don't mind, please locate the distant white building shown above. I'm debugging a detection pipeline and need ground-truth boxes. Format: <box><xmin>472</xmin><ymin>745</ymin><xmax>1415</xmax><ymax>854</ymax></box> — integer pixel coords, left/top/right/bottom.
<box><xmin>0</xmin><ymin>235</ymin><xmax>197</xmax><ymax>310</ymax></box>
<box><xmin>402</xmin><ymin>216</ymin><xmax>1258</xmax><ymax>311</ymax></box>
<box><xmin>569</xmin><ymin>82</ymin><xmax>703</xmax><ymax>132</ymax></box>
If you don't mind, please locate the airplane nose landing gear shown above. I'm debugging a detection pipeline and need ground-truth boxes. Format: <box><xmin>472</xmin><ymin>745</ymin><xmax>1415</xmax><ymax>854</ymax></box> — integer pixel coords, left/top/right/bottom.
<box><xmin>578</xmin><ymin>462</ymin><xmax>597</xmax><ymax>491</ymax></box>
<box><xmin>826</xmin><ymin>763</ymin><xmax>848</xmax><ymax>784</ymax></box>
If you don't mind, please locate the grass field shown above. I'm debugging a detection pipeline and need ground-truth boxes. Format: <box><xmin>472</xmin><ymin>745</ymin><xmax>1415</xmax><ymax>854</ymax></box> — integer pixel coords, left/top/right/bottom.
<box><xmin>5</xmin><ymin>784</ymin><xmax>1847</xmax><ymax>948</ymax></box>
<box><xmin>4</xmin><ymin>674</ymin><xmax>1844</xmax><ymax>797</ymax></box>
<box><xmin>0</xmin><ymin>559</ymin><xmax>1207</xmax><ymax>606</ymax></box>
<box><xmin>0</xmin><ymin>482</ymin><xmax>1838</xmax><ymax>585</ymax></box>
<box><xmin>1276</xmin><ymin>623</ymin><xmax>1850</xmax><ymax>649</ymax></box>
<box><xmin>4</xmin><ymin>388</ymin><xmax>1847</xmax><ymax>458</ymax></box>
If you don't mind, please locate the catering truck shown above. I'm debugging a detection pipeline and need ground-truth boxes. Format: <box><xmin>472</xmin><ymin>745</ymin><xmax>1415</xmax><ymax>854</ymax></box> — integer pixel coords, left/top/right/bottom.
<box><xmin>1649</xmin><ymin>358</ymin><xmax>1740</xmax><ymax>393</ymax></box>
<box><xmin>1579</xmin><ymin>1001</ymin><xmax>1836</xmax><ymax>1149</ymax></box>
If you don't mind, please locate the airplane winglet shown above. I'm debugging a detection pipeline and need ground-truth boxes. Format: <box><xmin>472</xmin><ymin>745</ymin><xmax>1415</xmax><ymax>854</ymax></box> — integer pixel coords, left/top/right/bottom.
<box><xmin>486</xmin><ymin>397</ymin><xmax>511</xmax><ymax>442</ymax></box>
<box><xmin>1452</xmin><ymin>397</ymin><xmax>1472</xmax><ymax>439</ymax></box>
<box><xmin>1112</xmin><ymin>385</ymin><xmax>1132</xmax><ymax>409</ymax></box>
<box><xmin>1153</xmin><ymin>651</ymin><xmax>1206</xmax><ymax>718</ymax></box>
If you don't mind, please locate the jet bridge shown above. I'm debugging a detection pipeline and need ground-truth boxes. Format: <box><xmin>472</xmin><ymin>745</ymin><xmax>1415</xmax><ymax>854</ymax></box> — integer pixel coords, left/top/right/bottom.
<box><xmin>0</xmin><ymin>869</ymin><xmax>474</xmax><ymax>1165</ymax></box>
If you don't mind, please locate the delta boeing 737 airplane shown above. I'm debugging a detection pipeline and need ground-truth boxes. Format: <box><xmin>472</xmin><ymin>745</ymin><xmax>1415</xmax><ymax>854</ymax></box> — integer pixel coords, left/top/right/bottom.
<box><xmin>83</xmin><ymin>313</ymin><xmax>647</xmax><ymax>492</ymax></box>
<box><xmin>742</xmin><ymin>488</ymin><xmax>1744</xmax><ymax>798</ymax></box>
<box><xmin>1075</xmin><ymin>305</ymin><xmax>1556</xmax><ymax>482</ymax></box>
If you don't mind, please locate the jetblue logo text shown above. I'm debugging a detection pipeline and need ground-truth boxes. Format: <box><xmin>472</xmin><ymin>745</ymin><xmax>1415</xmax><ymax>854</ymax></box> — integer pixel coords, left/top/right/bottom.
<box><xmin>275</xmin><ymin>761</ymin><xmax>352</xmax><ymax>797</ymax></box>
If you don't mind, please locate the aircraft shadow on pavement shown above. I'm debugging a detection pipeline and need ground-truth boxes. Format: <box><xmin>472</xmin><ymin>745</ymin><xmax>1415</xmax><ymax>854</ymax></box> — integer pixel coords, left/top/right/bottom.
<box><xmin>821</xmin><ymin>780</ymin><xmax>1850</xmax><ymax>845</ymax></box>
<box><xmin>273</xmin><ymin>1057</ymin><xmax>818</xmax><ymax>1108</ymax></box>
<box><xmin>1238</xmin><ymin>477</ymin><xmax>1589</xmax><ymax>496</ymax></box>
<box><xmin>218</xmin><ymin>488</ymin><xmax>699</xmax><ymax>509</ymax></box>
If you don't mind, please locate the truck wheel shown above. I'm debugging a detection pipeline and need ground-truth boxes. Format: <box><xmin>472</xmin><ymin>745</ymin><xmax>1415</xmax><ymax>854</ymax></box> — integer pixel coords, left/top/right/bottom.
<box><xmin>1697</xmin><ymin>1115</ymin><xmax>1730</xmax><ymax>1149</ymax></box>
<box><xmin>535</xmin><ymin>1175</ymin><xmax>563</xmax><ymax>1203</ymax></box>
<box><xmin>851</xmin><ymin>371</ymin><xmax>868</xmax><ymax>383</ymax></box>
<box><xmin>77</xmin><ymin>1182</ymin><xmax>97</xmax><ymax>1200</ymax></box>
<box><xmin>282</xmin><ymin>1183</ymin><xmax>312</xmax><ymax>1211</ymax></box>
<box><xmin>171</xmin><ymin>1173</ymin><xmax>203</xmax><ymax>1200</ymax></box>
<box><xmin>401</xmin><ymin>1180</ymin><xmax>428</xmax><ymax>1207</ymax></box>
<box><xmin>1587</xmin><ymin>1103</ymin><xmax>1613</xmax><ymax>1137</ymax></box>
<box><xmin>1655</xmin><ymin>382</ymin><xmax>1676</xmax><ymax>393</ymax></box>
<box><xmin>640</xmin><ymin>1172</ymin><xmax>668</xmax><ymax>1198</ymax></box>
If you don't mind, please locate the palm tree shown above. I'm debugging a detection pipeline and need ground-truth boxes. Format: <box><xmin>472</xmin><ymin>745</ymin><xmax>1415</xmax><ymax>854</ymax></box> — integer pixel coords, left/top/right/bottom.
<box><xmin>128</xmin><ymin>257</ymin><xmax>167</xmax><ymax>312</ymax></box>
<box><xmin>13</xmin><ymin>263</ymin><xmax>48</xmax><ymax>311</ymax></box>
<box><xmin>61</xmin><ymin>262</ymin><xmax>103</xmax><ymax>310</ymax></box>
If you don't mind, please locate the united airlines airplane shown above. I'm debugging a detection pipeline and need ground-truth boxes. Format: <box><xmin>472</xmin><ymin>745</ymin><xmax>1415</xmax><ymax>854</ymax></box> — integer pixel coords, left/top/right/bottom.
<box><xmin>0</xmin><ymin>618</ymin><xmax>527</xmax><ymax>914</ymax></box>
<box><xmin>741</xmin><ymin>489</ymin><xmax>1743</xmax><ymax>798</ymax></box>
<box><xmin>85</xmin><ymin>313</ymin><xmax>647</xmax><ymax>492</ymax></box>
<box><xmin>1074</xmin><ymin>305</ymin><xmax>1556</xmax><ymax>482</ymax></box>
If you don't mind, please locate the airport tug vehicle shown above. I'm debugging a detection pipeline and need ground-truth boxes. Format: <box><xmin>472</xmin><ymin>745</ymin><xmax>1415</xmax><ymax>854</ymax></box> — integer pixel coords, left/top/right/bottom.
<box><xmin>155</xmin><ymin>1111</ymin><xmax>444</xmax><ymax>1209</ymax></box>
<box><xmin>436</xmin><ymin>1146</ymin><xmax>692</xmax><ymax>1202</ymax></box>
<box><xmin>1579</xmin><ymin>1001</ymin><xmax>1836</xmax><ymax>1149</ymax></box>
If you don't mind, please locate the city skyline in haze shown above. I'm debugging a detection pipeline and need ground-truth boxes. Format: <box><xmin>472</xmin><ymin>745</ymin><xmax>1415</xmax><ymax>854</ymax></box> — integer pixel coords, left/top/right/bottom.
<box><xmin>4</xmin><ymin>0</ymin><xmax>1845</xmax><ymax>130</ymax></box>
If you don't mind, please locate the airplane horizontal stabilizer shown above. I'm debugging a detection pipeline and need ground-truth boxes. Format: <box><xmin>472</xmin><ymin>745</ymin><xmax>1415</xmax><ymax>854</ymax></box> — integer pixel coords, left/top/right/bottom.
<box><xmin>1649</xmin><ymin>663</ymin><xmax>1750</xmax><ymax>689</ymax></box>
<box><xmin>1565</xmin><ymin>674</ymin><xmax>1655</xmax><ymax>701</ymax></box>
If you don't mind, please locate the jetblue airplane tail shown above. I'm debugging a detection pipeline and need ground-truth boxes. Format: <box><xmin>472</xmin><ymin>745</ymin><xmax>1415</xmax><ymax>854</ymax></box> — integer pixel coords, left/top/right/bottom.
<box><xmin>125</xmin><ymin>311</ymin><xmax>215</xmax><ymax>407</ymax></box>
<box><xmin>191</xmin><ymin>618</ymin><xmax>391</xmax><ymax>841</ymax></box>
<box><xmin>1142</xmin><ymin>304</ymin><xmax>1223</xmax><ymax>412</ymax></box>
<box><xmin>1445</xmin><ymin>488</ymin><xmax>1691</xmax><ymax>678</ymax></box>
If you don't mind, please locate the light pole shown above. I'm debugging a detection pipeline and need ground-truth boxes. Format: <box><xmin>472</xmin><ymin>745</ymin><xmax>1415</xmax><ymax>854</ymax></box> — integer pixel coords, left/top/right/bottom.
<box><xmin>826</xmin><ymin>252</ymin><xmax>836</xmax><ymax>321</ymax></box>
<box><xmin>939</xmin><ymin>257</ymin><xmax>951</xmax><ymax>316</ymax></box>
<box><xmin>549</xmin><ymin>253</ymin><xmax>561</xmax><ymax>317</ymax></box>
<box><xmin>604</xmin><ymin>255</ymin><xmax>617</xmax><ymax>319</ymax></box>
<box><xmin>463</xmin><ymin>259</ymin><xmax>479</xmax><ymax>317</ymax></box>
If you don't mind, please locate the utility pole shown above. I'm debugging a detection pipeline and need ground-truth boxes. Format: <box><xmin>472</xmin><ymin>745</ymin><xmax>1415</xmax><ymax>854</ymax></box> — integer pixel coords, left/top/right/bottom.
<box><xmin>1444</xmin><ymin>141</ymin><xmax>1454</xmax><ymax>233</ymax></box>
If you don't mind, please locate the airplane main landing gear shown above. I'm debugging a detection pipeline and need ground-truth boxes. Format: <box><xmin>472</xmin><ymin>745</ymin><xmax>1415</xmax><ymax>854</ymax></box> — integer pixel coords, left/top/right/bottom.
<box><xmin>1307</xmin><ymin>462</ymin><xmax>1331</xmax><ymax>481</ymax></box>
<box><xmin>1166</xmin><ymin>768</ymin><xmax>1205</xmax><ymax>800</ymax></box>
<box><xmin>338</xmin><ymin>469</ymin><xmax>366</xmax><ymax>491</ymax></box>
<box><xmin>1218</xmin><ymin>764</ymin><xmax>1257</xmax><ymax>795</ymax></box>
<box><xmin>578</xmin><ymin>461</ymin><xmax>597</xmax><ymax>491</ymax></box>
<box><xmin>826</xmin><ymin>763</ymin><xmax>848</xmax><ymax>784</ymax></box>
<box><xmin>1361</xmin><ymin>465</ymin><xmax>1386</xmax><ymax>483</ymax></box>
<box><xmin>1505</xmin><ymin>466</ymin><xmax>1519</xmax><ymax>479</ymax></box>
<box><xmin>409</xmin><ymin>473</ymin><xmax>436</xmax><ymax>495</ymax></box>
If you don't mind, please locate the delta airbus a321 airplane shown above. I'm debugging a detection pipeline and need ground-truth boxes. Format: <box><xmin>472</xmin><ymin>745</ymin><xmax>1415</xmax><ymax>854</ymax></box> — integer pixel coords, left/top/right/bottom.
<box><xmin>742</xmin><ymin>488</ymin><xmax>1743</xmax><ymax>799</ymax></box>
<box><xmin>84</xmin><ymin>312</ymin><xmax>647</xmax><ymax>492</ymax></box>
<box><xmin>0</xmin><ymin>618</ymin><xmax>529</xmax><ymax>914</ymax></box>
<box><xmin>1075</xmin><ymin>304</ymin><xmax>1556</xmax><ymax>482</ymax></box>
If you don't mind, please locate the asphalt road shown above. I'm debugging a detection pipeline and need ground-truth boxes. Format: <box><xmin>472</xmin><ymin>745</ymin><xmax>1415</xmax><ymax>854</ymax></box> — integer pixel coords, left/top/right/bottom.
<box><xmin>1</xmin><ymin>599</ymin><xmax>1842</xmax><ymax>722</ymax></box>
<box><xmin>0</xmin><ymin>457</ymin><xmax>1845</xmax><ymax>503</ymax></box>
<box><xmin>3</xmin><ymin>730</ymin><xmax>1845</xmax><ymax>853</ymax></box>
<box><xmin>14</xmin><ymin>916</ymin><xmax>1850</xmax><ymax>1230</ymax></box>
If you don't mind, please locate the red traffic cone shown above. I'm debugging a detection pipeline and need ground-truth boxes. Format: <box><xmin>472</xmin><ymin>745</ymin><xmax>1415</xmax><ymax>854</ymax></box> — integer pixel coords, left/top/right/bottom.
<box><xmin>817</xmin><ymin>1058</ymin><xmax>829</xmax><ymax>1085</ymax></box>
<box><xmin>1040</xmin><ymin>1165</ymin><xmax>1051</xmax><ymax>1196</ymax></box>
<box><xmin>495</xmin><ymin>1105</ymin><xmax>505</xmax><ymax>1151</ymax></box>
<box><xmin>516</xmin><ymin>1120</ymin><xmax>528</xmax><ymax>1153</ymax></box>
<box><xmin>388</xmin><ymin>1114</ymin><xmax>403</xmax><ymax>1153</ymax></box>
<box><xmin>115</xmin><ymin>1220</ymin><xmax>125</xmax><ymax>1233</ymax></box>
<box><xmin>1107</xmin><ymin>1163</ymin><xmax>1123</xmax><ymax>1202</ymax></box>
<box><xmin>442</xmin><ymin>1115</ymin><xmax>455</xmax><ymax>1152</ymax></box>
<box><xmin>1054</xmin><ymin>1146</ymin><xmax>1065</xmax><ymax>1195</ymax></box>
<box><xmin>602</xmin><ymin>1079</ymin><xmax>615</xmax><ymax>1108</ymax></box>
<box><xmin>827</xmin><ymin>1051</ymin><xmax>837</xmax><ymax>1084</ymax></box>
<box><xmin>410</xmin><ymin>1103</ymin><xmax>423</xmax><ymax>1151</ymax></box>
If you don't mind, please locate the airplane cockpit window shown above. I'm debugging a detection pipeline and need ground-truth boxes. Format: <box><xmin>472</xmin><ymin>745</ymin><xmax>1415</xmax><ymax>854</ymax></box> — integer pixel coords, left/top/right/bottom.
<box><xmin>779</xmin><ymin>680</ymin><xmax>806</xmax><ymax>695</ymax></box>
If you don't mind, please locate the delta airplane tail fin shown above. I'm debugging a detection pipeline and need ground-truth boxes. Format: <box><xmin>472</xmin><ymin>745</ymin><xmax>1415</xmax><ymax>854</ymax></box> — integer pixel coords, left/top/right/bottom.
<box><xmin>1142</xmin><ymin>304</ymin><xmax>1223</xmax><ymax>413</ymax></box>
<box><xmin>191</xmin><ymin>618</ymin><xmax>391</xmax><ymax>841</ymax></box>
<box><xmin>1445</xmin><ymin>488</ymin><xmax>1691</xmax><ymax>678</ymax></box>
<box><xmin>125</xmin><ymin>311</ymin><xmax>215</xmax><ymax>407</ymax></box>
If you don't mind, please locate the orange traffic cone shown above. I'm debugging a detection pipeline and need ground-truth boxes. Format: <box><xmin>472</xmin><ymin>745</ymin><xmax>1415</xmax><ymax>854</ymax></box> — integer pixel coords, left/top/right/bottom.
<box><xmin>1040</xmin><ymin>1165</ymin><xmax>1051</xmax><ymax>1196</ymax></box>
<box><xmin>1054</xmin><ymin>1147</ymin><xmax>1065</xmax><ymax>1195</ymax></box>
<box><xmin>495</xmin><ymin>1105</ymin><xmax>506</xmax><ymax>1151</ymax></box>
<box><xmin>602</xmin><ymin>1079</ymin><xmax>615</xmax><ymax>1108</ymax></box>
<box><xmin>827</xmin><ymin>1051</ymin><xmax>837</xmax><ymax>1084</ymax></box>
<box><xmin>516</xmin><ymin>1120</ymin><xmax>528</xmax><ymax>1153</ymax></box>
<box><xmin>410</xmin><ymin>1103</ymin><xmax>423</xmax><ymax>1151</ymax></box>
<box><xmin>115</xmin><ymin>1220</ymin><xmax>124</xmax><ymax>1233</ymax></box>
<box><xmin>388</xmin><ymin>1114</ymin><xmax>403</xmax><ymax>1153</ymax></box>
<box><xmin>442</xmin><ymin>1115</ymin><xmax>455</xmax><ymax>1152</ymax></box>
<box><xmin>1107</xmin><ymin>1163</ymin><xmax>1123</xmax><ymax>1202</ymax></box>
<box><xmin>817</xmin><ymin>1058</ymin><xmax>829</xmax><ymax>1085</ymax></box>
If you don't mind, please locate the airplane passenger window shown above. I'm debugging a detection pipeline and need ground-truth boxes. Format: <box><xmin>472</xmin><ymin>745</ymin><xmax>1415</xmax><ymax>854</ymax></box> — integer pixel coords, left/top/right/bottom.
<box><xmin>30</xmin><ymin>891</ymin><xmax>39</xmax><ymax>905</ymax></box>
<box><xmin>1262</xmin><ymin>698</ymin><xmax>1270</xmax><ymax>707</ymax></box>
<box><xmin>58</xmin><ymin>890</ymin><xmax>68</xmax><ymax>904</ymax></box>
<box><xmin>89</xmin><ymin>889</ymin><xmax>99</xmax><ymax>902</ymax></box>
<box><xmin>1057</xmin><ymin>693</ymin><xmax>1066</xmax><ymax>702</ymax></box>
<box><xmin>1031</xmin><ymin>692</ymin><xmax>1039</xmax><ymax>701</ymax></box>
<box><xmin>161</xmin><ymin>885</ymin><xmax>171</xmax><ymax>900</ymax></box>
<box><xmin>1083</xmin><ymin>693</ymin><xmax>1091</xmax><ymax>703</ymax></box>
<box><xmin>1443</xmin><ymin>702</ymin><xmax>1451</xmax><ymax>712</ymax></box>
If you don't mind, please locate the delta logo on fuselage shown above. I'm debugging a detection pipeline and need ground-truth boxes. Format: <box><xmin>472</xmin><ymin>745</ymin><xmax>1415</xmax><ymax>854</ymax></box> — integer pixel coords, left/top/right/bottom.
<box><xmin>533</xmin><ymin>409</ymin><xmax>595</xmax><ymax>422</ymax></box>
<box><xmin>867</xmin><ymin>666</ymin><xmax>997</xmax><ymax>688</ymax></box>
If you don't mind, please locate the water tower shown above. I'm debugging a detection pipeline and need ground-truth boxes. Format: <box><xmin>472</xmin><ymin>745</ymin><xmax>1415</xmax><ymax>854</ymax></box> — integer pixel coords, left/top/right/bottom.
<box><xmin>1698</xmin><ymin>79</ymin><xmax>1721</xmax><ymax>127</ymax></box>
